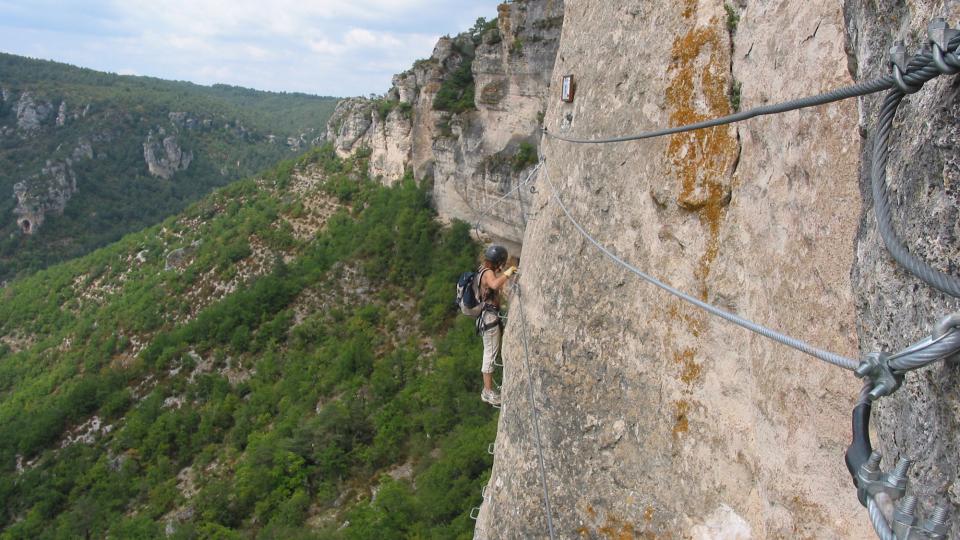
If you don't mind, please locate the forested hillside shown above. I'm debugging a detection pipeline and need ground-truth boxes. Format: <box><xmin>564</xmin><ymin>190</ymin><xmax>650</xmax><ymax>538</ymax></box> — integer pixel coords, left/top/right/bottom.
<box><xmin>0</xmin><ymin>145</ymin><xmax>497</xmax><ymax>538</ymax></box>
<box><xmin>0</xmin><ymin>53</ymin><xmax>339</xmax><ymax>282</ymax></box>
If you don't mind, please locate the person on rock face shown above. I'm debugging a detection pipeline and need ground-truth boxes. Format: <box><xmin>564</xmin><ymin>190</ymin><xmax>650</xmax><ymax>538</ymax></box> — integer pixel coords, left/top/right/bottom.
<box><xmin>477</xmin><ymin>244</ymin><xmax>517</xmax><ymax>406</ymax></box>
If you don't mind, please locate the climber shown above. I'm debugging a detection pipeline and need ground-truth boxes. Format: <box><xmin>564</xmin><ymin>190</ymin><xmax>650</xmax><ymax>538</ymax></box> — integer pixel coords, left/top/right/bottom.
<box><xmin>477</xmin><ymin>244</ymin><xmax>517</xmax><ymax>406</ymax></box>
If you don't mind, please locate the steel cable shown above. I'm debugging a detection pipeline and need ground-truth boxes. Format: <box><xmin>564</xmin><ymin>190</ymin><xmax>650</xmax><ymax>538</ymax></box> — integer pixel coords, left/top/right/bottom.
<box><xmin>545</xmin><ymin>35</ymin><xmax>960</xmax><ymax>299</ymax></box>
<box><xmin>871</xmin><ymin>87</ymin><xmax>960</xmax><ymax>297</ymax></box>
<box><xmin>473</xmin><ymin>160</ymin><xmax>543</xmax><ymax>235</ymax></box>
<box><xmin>511</xmin><ymin>280</ymin><xmax>558</xmax><ymax>540</ymax></box>
<box><xmin>543</xmin><ymin>77</ymin><xmax>893</xmax><ymax>144</ymax></box>
<box><xmin>868</xmin><ymin>497</ymin><xmax>897</xmax><ymax>540</ymax></box>
<box><xmin>541</xmin><ymin>170</ymin><xmax>859</xmax><ymax>370</ymax></box>
<box><xmin>888</xmin><ymin>328</ymin><xmax>960</xmax><ymax>371</ymax></box>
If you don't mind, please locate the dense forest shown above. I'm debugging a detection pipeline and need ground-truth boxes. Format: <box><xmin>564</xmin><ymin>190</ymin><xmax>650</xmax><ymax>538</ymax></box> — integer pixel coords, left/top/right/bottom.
<box><xmin>0</xmin><ymin>145</ymin><xmax>498</xmax><ymax>538</ymax></box>
<box><xmin>0</xmin><ymin>53</ymin><xmax>340</xmax><ymax>283</ymax></box>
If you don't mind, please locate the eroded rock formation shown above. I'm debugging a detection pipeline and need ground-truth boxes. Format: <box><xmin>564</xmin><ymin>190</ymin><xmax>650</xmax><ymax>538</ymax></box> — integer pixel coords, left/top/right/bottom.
<box><xmin>326</xmin><ymin>0</ymin><xmax>564</xmax><ymax>248</ymax></box>
<box><xmin>143</xmin><ymin>130</ymin><xmax>194</xmax><ymax>179</ymax></box>
<box><xmin>13</xmin><ymin>160</ymin><xmax>79</xmax><ymax>234</ymax></box>
<box><xmin>15</xmin><ymin>92</ymin><xmax>53</xmax><ymax>132</ymax></box>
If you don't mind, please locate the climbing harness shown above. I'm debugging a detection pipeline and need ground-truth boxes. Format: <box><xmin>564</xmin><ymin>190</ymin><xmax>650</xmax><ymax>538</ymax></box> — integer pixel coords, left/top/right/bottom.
<box><xmin>536</xmin><ymin>17</ymin><xmax>960</xmax><ymax>539</ymax></box>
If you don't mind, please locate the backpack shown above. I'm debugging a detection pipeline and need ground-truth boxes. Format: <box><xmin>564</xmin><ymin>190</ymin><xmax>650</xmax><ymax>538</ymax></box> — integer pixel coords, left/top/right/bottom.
<box><xmin>456</xmin><ymin>268</ymin><xmax>488</xmax><ymax>317</ymax></box>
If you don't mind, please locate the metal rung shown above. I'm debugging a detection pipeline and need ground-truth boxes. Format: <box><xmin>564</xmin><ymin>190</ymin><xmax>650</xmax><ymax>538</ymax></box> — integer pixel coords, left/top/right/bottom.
<box><xmin>487</xmin><ymin>442</ymin><xmax>495</xmax><ymax>455</ymax></box>
<box><xmin>493</xmin><ymin>359</ymin><xmax>503</xmax><ymax>367</ymax></box>
<box><xmin>470</xmin><ymin>507</ymin><xmax>481</xmax><ymax>520</ymax></box>
<box><xmin>482</xmin><ymin>485</ymin><xmax>490</xmax><ymax>499</ymax></box>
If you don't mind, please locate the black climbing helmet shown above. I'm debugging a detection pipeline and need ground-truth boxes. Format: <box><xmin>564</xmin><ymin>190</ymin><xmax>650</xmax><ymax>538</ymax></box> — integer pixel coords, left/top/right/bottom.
<box><xmin>483</xmin><ymin>244</ymin><xmax>508</xmax><ymax>267</ymax></box>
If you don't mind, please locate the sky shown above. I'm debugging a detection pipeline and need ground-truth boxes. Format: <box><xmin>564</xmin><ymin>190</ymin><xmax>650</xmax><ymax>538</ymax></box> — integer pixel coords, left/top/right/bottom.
<box><xmin>0</xmin><ymin>0</ymin><xmax>503</xmax><ymax>97</ymax></box>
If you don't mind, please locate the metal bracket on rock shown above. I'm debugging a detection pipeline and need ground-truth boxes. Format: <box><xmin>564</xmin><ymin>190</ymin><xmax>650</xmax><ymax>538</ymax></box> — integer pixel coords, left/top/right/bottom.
<box><xmin>891</xmin><ymin>495</ymin><xmax>950</xmax><ymax>539</ymax></box>
<box><xmin>890</xmin><ymin>42</ymin><xmax>922</xmax><ymax>93</ymax></box>
<box><xmin>857</xmin><ymin>452</ymin><xmax>911</xmax><ymax>507</ymax></box>
<box><xmin>933</xmin><ymin>312</ymin><xmax>960</xmax><ymax>365</ymax></box>
<box><xmin>928</xmin><ymin>18</ymin><xmax>960</xmax><ymax>74</ymax></box>
<box><xmin>856</xmin><ymin>352</ymin><xmax>904</xmax><ymax>400</ymax></box>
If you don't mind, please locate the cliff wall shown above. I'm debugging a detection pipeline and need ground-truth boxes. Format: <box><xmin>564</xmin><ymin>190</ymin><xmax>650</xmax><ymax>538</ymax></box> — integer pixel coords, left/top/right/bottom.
<box><xmin>479</xmin><ymin>0</ymin><xmax>956</xmax><ymax>538</ymax></box>
<box><xmin>325</xmin><ymin>0</ymin><xmax>564</xmax><ymax>249</ymax></box>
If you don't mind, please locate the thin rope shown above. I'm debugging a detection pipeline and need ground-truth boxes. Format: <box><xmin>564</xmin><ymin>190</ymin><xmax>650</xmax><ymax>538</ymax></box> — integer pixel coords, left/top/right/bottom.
<box><xmin>512</xmin><ymin>279</ymin><xmax>558</xmax><ymax>540</ymax></box>
<box><xmin>541</xmin><ymin>169</ymin><xmax>859</xmax><ymax>371</ymax></box>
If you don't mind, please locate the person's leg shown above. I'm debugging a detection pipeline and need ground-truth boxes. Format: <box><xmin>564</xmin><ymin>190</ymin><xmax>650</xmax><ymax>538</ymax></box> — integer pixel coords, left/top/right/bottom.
<box><xmin>481</xmin><ymin>323</ymin><xmax>501</xmax><ymax>393</ymax></box>
<box><xmin>483</xmin><ymin>371</ymin><xmax>494</xmax><ymax>392</ymax></box>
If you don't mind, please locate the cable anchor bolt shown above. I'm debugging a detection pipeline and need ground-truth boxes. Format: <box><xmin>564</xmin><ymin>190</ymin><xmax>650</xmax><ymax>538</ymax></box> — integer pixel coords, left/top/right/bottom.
<box><xmin>933</xmin><ymin>311</ymin><xmax>960</xmax><ymax>365</ymax></box>
<box><xmin>892</xmin><ymin>495</ymin><xmax>919</xmax><ymax>538</ymax></box>
<box><xmin>928</xmin><ymin>18</ymin><xmax>960</xmax><ymax>74</ymax></box>
<box><xmin>855</xmin><ymin>352</ymin><xmax>904</xmax><ymax>400</ymax></box>
<box><xmin>919</xmin><ymin>504</ymin><xmax>950</xmax><ymax>539</ymax></box>
<box><xmin>857</xmin><ymin>452</ymin><xmax>912</xmax><ymax>506</ymax></box>
<box><xmin>889</xmin><ymin>42</ymin><xmax>922</xmax><ymax>93</ymax></box>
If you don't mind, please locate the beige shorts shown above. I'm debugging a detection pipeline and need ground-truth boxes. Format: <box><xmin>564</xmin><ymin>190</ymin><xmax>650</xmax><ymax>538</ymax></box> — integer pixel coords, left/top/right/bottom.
<box><xmin>481</xmin><ymin>311</ymin><xmax>501</xmax><ymax>373</ymax></box>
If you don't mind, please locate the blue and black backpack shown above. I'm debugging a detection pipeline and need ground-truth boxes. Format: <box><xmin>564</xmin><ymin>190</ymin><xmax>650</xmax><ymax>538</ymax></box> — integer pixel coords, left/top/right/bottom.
<box><xmin>456</xmin><ymin>268</ymin><xmax>489</xmax><ymax>318</ymax></box>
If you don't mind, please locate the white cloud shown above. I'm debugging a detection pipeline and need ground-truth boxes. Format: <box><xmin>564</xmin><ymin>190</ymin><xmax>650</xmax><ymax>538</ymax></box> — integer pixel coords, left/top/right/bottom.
<box><xmin>1</xmin><ymin>0</ymin><xmax>502</xmax><ymax>95</ymax></box>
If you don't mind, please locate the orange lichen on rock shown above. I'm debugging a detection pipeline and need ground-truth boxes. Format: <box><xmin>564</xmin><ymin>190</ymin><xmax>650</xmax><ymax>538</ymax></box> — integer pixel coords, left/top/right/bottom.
<box><xmin>674</xmin><ymin>347</ymin><xmax>703</xmax><ymax>384</ymax></box>
<box><xmin>665</xmin><ymin>301</ymin><xmax>706</xmax><ymax>338</ymax></box>
<box><xmin>672</xmin><ymin>400</ymin><xmax>690</xmax><ymax>436</ymax></box>
<box><xmin>666</xmin><ymin>19</ymin><xmax>738</xmax><ymax>299</ymax></box>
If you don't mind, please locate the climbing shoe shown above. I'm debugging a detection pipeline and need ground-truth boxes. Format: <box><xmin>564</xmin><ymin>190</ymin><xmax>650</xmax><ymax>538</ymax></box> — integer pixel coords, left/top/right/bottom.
<box><xmin>481</xmin><ymin>389</ymin><xmax>501</xmax><ymax>406</ymax></box>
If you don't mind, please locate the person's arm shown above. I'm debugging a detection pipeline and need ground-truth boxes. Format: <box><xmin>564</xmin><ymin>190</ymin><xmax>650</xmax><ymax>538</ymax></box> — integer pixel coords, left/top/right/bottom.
<box><xmin>482</xmin><ymin>267</ymin><xmax>515</xmax><ymax>291</ymax></box>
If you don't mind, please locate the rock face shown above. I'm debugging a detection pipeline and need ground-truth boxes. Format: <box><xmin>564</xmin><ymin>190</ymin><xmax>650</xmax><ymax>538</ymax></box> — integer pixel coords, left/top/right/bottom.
<box><xmin>13</xmin><ymin>160</ymin><xmax>79</xmax><ymax>234</ymax></box>
<box><xmin>15</xmin><ymin>92</ymin><xmax>53</xmax><ymax>132</ymax></box>
<box><xmin>846</xmin><ymin>0</ymin><xmax>960</xmax><ymax>536</ymax></box>
<box><xmin>478</xmin><ymin>1</ymin><xmax>873</xmax><ymax>537</ymax></box>
<box><xmin>143</xmin><ymin>130</ymin><xmax>193</xmax><ymax>179</ymax></box>
<box><xmin>326</xmin><ymin>0</ymin><xmax>564</xmax><ymax>248</ymax></box>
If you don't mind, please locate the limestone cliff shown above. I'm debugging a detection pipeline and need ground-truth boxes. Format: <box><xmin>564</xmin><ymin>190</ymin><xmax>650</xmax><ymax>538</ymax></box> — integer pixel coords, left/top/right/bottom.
<box><xmin>13</xmin><ymin>159</ymin><xmax>79</xmax><ymax>234</ymax></box>
<box><xmin>143</xmin><ymin>129</ymin><xmax>194</xmax><ymax>180</ymax></box>
<box><xmin>326</xmin><ymin>0</ymin><xmax>564</xmax><ymax>248</ymax></box>
<box><xmin>473</xmin><ymin>0</ymin><xmax>957</xmax><ymax>538</ymax></box>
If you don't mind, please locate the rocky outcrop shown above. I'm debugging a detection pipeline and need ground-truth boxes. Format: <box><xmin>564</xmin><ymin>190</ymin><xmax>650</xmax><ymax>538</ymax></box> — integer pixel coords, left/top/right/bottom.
<box><xmin>15</xmin><ymin>92</ymin><xmax>53</xmax><ymax>132</ymax></box>
<box><xmin>56</xmin><ymin>102</ymin><xmax>67</xmax><ymax>127</ymax></box>
<box><xmin>479</xmin><ymin>1</ymin><xmax>873</xmax><ymax>538</ymax></box>
<box><xmin>326</xmin><ymin>0</ymin><xmax>564</xmax><ymax>247</ymax></box>
<box><xmin>13</xmin><ymin>160</ymin><xmax>79</xmax><ymax>234</ymax></box>
<box><xmin>846</xmin><ymin>1</ymin><xmax>960</xmax><ymax>536</ymax></box>
<box><xmin>144</xmin><ymin>130</ymin><xmax>193</xmax><ymax>179</ymax></box>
